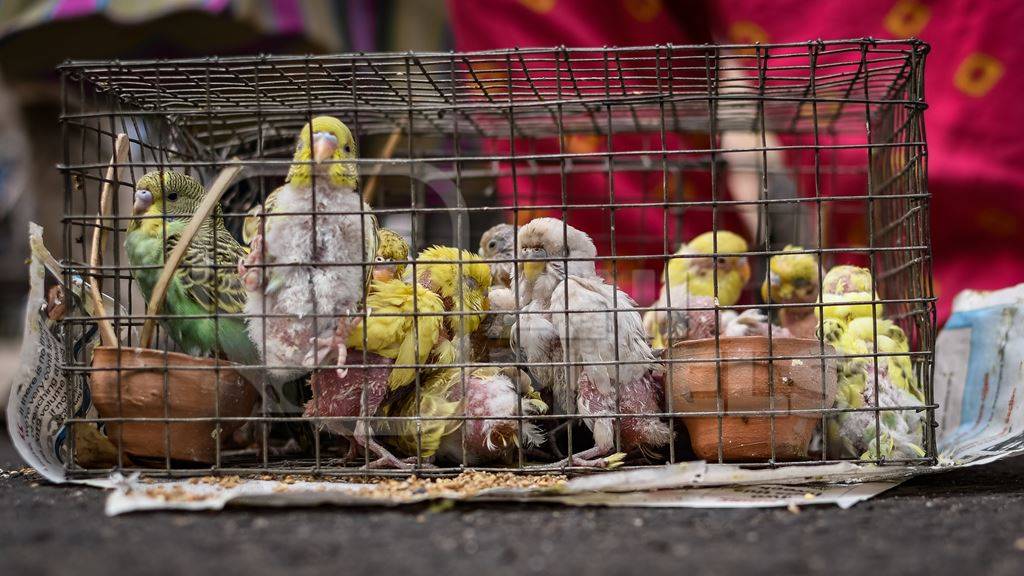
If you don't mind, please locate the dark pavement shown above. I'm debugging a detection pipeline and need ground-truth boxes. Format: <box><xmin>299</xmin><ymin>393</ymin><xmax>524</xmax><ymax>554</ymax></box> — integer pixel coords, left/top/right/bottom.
<box><xmin>1</xmin><ymin>433</ymin><xmax>1022</xmax><ymax>576</ymax></box>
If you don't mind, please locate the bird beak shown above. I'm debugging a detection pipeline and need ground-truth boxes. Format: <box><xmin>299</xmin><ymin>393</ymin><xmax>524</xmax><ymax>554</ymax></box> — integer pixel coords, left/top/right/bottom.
<box><xmin>372</xmin><ymin>265</ymin><xmax>396</xmax><ymax>282</ymax></box>
<box><xmin>312</xmin><ymin>133</ymin><xmax>338</xmax><ymax>163</ymax></box>
<box><xmin>133</xmin><ymin>189</ymin><xmax>153</xmax><ymax>215</ymax></box>
<box><xmin>523</xmin><ymin>261</ymin><xmax>545</xmax><ymax>281</ymax></box>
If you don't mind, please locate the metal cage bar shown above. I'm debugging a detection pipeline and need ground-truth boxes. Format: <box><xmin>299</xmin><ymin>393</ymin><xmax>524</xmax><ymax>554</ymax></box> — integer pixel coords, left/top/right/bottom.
<box><xmin>56</xmin><ymin>40</ymin><xmax>934</xmax><ymax>478</ymax></box>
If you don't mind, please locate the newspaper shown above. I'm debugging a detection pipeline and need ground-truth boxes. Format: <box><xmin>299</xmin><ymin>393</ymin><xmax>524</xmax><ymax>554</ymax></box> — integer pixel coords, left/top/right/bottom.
<box><xmin>102</xmin><ymin>472</ymin><xmax>894</xmax><ymax>515</ymax></box>
<box><xmin>7</xmin><ymin>225</ymin><xmax>1023</xmax><ymax>512</ymax></box>
<box><xmin>6</xmin><ymin>224</ymin><xmax>87</xmax><ymax>483</ymax></box>
<box><xmin>934</xmin><ymin>284</ymin><xmax>1024</xmax><ymax>466</ymax></box>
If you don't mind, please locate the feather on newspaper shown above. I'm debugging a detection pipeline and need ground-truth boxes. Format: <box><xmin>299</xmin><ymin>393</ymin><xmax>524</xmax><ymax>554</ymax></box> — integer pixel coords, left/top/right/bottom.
<box><xmin>8</xmin><ymin>225</ymin><xmax>1024</xmax><ymax>513</ymax></box>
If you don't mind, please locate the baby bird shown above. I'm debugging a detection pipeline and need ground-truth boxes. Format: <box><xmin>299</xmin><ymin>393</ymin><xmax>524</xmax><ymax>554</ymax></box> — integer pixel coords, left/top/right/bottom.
<box><xmin>125</xmin><ymin>171</ymin><xmax>257</xmax><ymax>365</ymax></box>
<box><xmin>514</xmin><ymin>217</ymin><xmax>670</xmax><ymax>468</ymax></box>
<box><xmin>372</xmin><ymin>228</ymin><xmax>409</xmax><ymax>283</ymax></box>
<box><xmin>819</xmin><ymin>264</ymin><xmax>882</xmax><ymax>324</ymax></box>
<box><xmin>305</xmin><ymin>245</ymin><xmax>490</xmax><ymax>469</ymax></box>
<box><xmin>305</xmin><ymin>277</ymin><xmax>448</xmax><ymax>468</ymax></box>
<box><xmin>478</xmin><ymin>223</ymin><xmax>519</xmax><ymax>360</ymax></box>
<box><xmin>239</xmin><ymin>116</ymin><xmax>378</xmax><ymax>380</ymax></box>
<box><xmin>381</xmin><ymin>367</ymin><xmax>548</xmax><ymax>465</ymax></box>
<box><xmin>644</xmin><ymin>230</ymin><xmax>752</xmax><ymax>348</ymax></box>
<box><xmin>479</xmin><ymin>222</ymin><xmax>516</xmax><ymax>289</ymax></box>
<box><xmin>761</xmin><ymin>245</ymin><xmax>821</xmax><ymax>337</ymax></box>
<box><xmin>818</xmin><ymin>266</ymin><xmax>925</xmax><ymax>461</ymax></box>
<box><xmin>405</xmin><ymin>246</ymin><xmax>493</xmax><ymax>361</ymax></box>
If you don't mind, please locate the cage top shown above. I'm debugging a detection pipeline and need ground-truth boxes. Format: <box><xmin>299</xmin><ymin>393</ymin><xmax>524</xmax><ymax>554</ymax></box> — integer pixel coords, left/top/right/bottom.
<box><xmin>61</xmin><ymin>39</ymin><xmax>928</xmax><ymax>150</ymax></box>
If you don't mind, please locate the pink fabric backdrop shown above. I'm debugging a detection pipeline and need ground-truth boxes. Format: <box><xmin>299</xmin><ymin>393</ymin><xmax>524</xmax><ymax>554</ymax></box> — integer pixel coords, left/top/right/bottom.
<box><xmin>448</xmin><ymin>0</ymin><xmax>1024</xmax><ymax>322</ymax></box>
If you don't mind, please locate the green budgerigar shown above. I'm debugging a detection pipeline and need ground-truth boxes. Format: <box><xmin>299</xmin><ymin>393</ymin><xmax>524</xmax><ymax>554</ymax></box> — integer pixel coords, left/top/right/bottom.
<box><xmin>125</xmin><ymin>171</ymin><xmax>257</xmax><ymax>366</ymax></box>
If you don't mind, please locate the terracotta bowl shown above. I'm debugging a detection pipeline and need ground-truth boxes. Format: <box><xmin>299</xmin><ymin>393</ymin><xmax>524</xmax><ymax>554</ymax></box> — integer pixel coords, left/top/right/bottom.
<box><xmin>668</xmin><ymin>336</ymin><xmax>838</xmax><ymax>462</ymax></box>
<box><xmin>90</xmin><ymin>346</ymin><xmax>258</xmax><ymax>464</ymax></box>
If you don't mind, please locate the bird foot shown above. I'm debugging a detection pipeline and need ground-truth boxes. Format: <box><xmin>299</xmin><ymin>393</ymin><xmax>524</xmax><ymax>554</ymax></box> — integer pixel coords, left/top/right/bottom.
<box><xmin>570</xmin><ymin>451</ymin><xmax>627</xmax><ymax>469</ymax></box>
<box><xmin>239</xmin><ymin>235</ymin><xmax>264</xmax><ymax>292</ymax></box>
<box><xmin>529</xmin><ymin>450</ymin><xmax>626</xmax><ymax>470</ymax></box>
<box><xmin>361</xmin><ymin>455</ymin><xmax>427</xmax><ymax>470</ymax></box>
<box><xmin>304</xmin><ymin>316</ymin><xmax>359</xmax><ymax>376</ymax></box>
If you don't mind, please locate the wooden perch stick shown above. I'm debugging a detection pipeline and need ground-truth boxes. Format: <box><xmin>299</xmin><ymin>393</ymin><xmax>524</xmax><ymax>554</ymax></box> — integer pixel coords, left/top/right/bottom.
<box><xmin>88</xmin><ymin>134</ymin><xmax>130</xmax><ymax>348</ymax></box>
<box><xmin>361</xmin><ymin>127</ymin><xmax>403</xmax><ymax>206</ymax></box>
<box><xmin>139</xmin><ymin>164</ymin><xmax>243</xmax><ymax>349</ymax></box>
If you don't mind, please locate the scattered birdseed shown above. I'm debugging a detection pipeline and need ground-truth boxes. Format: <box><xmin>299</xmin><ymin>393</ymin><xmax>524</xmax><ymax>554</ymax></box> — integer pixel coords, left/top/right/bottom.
<box><xmin>144</xmin><ymin>485</ymin><xmax>210</xmax><ymax>503</ymax></box>
<box><xmin>356</xmin><ymin>471</ymin><xmax>566</xmax><ymax>500</ymax></box>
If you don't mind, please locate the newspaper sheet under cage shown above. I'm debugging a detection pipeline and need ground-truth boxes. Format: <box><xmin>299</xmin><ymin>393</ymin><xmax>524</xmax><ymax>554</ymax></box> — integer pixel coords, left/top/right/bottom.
<box><xmin>8</xmin><ymin>225</ymin><xmax>1024</xmax><ymax>513</ymax></box>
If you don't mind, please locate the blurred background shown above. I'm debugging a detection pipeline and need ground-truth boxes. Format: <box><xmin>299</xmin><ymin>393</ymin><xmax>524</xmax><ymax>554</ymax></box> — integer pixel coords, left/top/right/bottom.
<box><xmin>0</xmin><ymin>0</ymin><xmax>1022</xmax><ymax>405</ymax></box>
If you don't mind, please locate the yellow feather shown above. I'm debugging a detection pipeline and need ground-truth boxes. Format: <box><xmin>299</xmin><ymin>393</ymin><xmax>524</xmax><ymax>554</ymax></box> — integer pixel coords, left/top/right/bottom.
<box><xmin>662</xmin><ymin>231</ymin><xmax>750</xmax><ymax>306</ymax></box>
<box><xmin>761</xmin><ymin>245</ymin><xmax>819</xmax><ymax>303</ymax></box>
<box><xmin>383</xmin><ymin>367</ymin><xmax>463</xmax><ymax>457</ymax></box>
<box><xmin>818</xmin><ymin>265</ymin><xmax>882</xmax><ymax>323</ymax></box>
<box><xmin>410</xmin><ymin>246</ymin><xmax>492</xmax><ymax>336</ymax></box>
<box><xmin>347</xmin><ymin>279</ymin><xmax>447</xmax><ymax>390</ymax></box>
<box><xmin>287</xmin><ymin>116</ymin><xmax>359</xmax><ymax>189</ymax></box>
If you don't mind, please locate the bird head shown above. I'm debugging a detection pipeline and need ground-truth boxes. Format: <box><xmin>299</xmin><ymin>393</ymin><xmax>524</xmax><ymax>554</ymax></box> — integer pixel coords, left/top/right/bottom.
<box><xmin>372</xmin><ymin>228</ymin><xmax>410</xmax><ymax>282</ymax></box>
<box><xmin>408</xmin><ymin>246</ymin><xmax>492</xmax><ymax>335</ymax></box>
<box><xmin>516</xmin><ymin>217</ymin><xmax>597</xmax><ymax>285</ymax></box>
<box><xmin>665</xmin><ymin>230</ymin><xmax>751</xmax><ymax>306</ymax></box>
<box><xmin>818</xmin><ymin>265</ymin><xmax>882</xmax><ymax>323</ymax></box>
<box><xmin>761</xmin><ymin>245</ymin><xmax>820</xmax><ymax>304</ymax></box>
<box><xmin>479</xmin><ymin>223</ymin><xmax>516</xmax><ymax>259</ymax></box>
<box><xmin>287</xmin><ymin>116</ymin><xmax>358</xmax><ymax>189</ymax></box>
<box><xmin>131</xmin><ymin>171</ymin><xmax>208</xmax><ymax>232</ymax></box>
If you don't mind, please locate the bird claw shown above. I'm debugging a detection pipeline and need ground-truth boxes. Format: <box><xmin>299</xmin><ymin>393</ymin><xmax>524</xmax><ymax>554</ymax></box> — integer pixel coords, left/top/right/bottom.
<box><xmin>362</xmin><ymin>455</ymin><xmax>424</xmax><ymax>470</ymax></box>
<box><xmin>600</xmin><ymin>452</ymin><xmax>628</xmax><ymax>469</ymax></box>
<box><xmin>239</xmin><ymin>235</ymin><xmax>263</xmax><ymax>292</ymax></box>
<box><xmin>528</xmin><ymin>450</ymin><xmax>627</xmax><ymax>470</ymax></box>
<box><xmin>304</xmin><ymin>317</ymin><xmax>358</xmax><ymax>373</ymax></box>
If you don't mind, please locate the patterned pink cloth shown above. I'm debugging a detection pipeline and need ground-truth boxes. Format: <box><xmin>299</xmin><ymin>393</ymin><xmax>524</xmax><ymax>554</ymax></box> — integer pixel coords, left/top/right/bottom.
<box><xmin>449</xmin><ymin>0</ymin><xmax>1024</xmax><ymax>322</ymax></box>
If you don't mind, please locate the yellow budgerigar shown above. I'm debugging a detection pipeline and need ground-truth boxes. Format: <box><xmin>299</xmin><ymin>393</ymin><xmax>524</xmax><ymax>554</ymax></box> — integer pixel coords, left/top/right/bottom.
<box><xmin>761</xmin><ymin>245</ymin><xmax>821</xmax><ymax>337</ymax></box>
<box><xmin>644</xmin><ymin>230</ymin><xmax>752</xmax><ymax>348</ymax></box>
<box><xmin>818</xmin><ymin>264</ymin><xmax>883</xmax><ymax>324</ymax></box>
<box><xmin>380</xmin><ymin>366</ymin><xmax>548</xmax><ymax>465</ymax></box>
<box><xmin>371</xmin><ymin>228</ymin><xmax>410</xmax><ymax>283</ymax></box>
<box><xmin>404</xmin><ymin>246</ymin><xmax>492</xmax><ymax>361</ymax></box>
<box><xmin>818</xmin><ymin>266</ymin><xmax>925</xmax><ymax>462</ymax></box>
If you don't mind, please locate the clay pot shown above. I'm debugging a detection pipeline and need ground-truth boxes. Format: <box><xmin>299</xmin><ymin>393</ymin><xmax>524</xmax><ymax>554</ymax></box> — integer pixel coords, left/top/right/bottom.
<box><xmin>668</xmin><ymin>336</ymin><xmax>838</xmax><ymax>462</ymax></box>
<box><xmin>90</xmin><ymin>346</ymin><xmax>258</xmax><ymax>464</ymax></box>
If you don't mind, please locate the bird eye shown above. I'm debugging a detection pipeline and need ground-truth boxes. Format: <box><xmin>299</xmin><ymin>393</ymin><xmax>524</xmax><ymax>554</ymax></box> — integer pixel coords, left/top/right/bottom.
<box><xmin>716</xmin><ymin>257</ymin><xmax>726</xmax><ymax>265</ymax></box>
<box><xmin>375</xmin><ymin>256</ymin><xmax>384</xmax><ymax>263</ymax></box>
<box><xmin>343</xmin><ymin>144</ymin><xmax>352</xmax><ymax>154</ymax></box>
<box><xmin>488</xmin><ymin>240</ymin><xmax>497</xmax><ymax>250</ymax></box>
<box><xmin>167</xmin><ymin>192</ymin><xmax>178</xmax><ymax>202</ymax></box>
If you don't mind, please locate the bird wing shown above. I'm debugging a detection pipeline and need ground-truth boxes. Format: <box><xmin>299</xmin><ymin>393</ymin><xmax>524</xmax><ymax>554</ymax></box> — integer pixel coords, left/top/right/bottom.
<box><xmin>511</xmin><ymin>299</ymin><xmax>561</xmax><ymax>371</ymax></box>
<box><xmin>167</xmin><ymin>226</ymin><xmax>249</xmax><ymax>316</ymax></box>
<box><xmin>349</xmin><ymin>280</ymin><xmax>447</xmax><ymax>391</ymax></box>
<box><xmin>362</xmin><ymin>206</ymin><xmax>379</xmax><ymax>290</ymax></box>
<box><xmin>242</xmin><ymin>185</ymin><xmax>282</xmax><ymax>246</ymax></box>
<box><xmin>383</xmin><ymin>367</ymin><xmax>462</xmax><ymax>458</ymax></box>
<box><xmin>551</xmin><ymin>275</ymin><xmax>654</xmax><ymax>398</ymax></box>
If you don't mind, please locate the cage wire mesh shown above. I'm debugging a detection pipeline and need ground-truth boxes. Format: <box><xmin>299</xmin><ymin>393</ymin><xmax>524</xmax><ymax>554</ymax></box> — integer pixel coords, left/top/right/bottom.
<box><xmin>57</xmin><ymin>39</ymin><xmax>934</xmax><ymax>478</ymax></box>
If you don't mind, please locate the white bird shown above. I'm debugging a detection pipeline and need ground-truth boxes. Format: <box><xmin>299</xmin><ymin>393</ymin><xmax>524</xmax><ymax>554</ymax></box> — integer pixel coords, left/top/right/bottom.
<box><xmin>513</xmin><ymin>217</ymin><xmax>671</xmax><ymax>467</ymax></box>
<box><xmin>239</xmin><ymin>116</ymin><xmax>377</xmax><ymax>381</ymax></box>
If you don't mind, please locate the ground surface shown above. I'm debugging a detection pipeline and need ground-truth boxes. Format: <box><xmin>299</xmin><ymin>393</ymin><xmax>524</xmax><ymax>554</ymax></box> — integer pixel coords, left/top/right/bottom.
<box><xmin>1</xmin><ymin>433</ymin><xmax>1022</xmax><ymax>576</ymax></box>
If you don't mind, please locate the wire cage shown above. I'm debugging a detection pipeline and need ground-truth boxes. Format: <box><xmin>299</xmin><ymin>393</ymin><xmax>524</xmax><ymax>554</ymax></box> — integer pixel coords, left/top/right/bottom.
<box><xmin>57</xmin><ymin>39</ymin><xmax>934</xmax><ymax>478</ymax></box>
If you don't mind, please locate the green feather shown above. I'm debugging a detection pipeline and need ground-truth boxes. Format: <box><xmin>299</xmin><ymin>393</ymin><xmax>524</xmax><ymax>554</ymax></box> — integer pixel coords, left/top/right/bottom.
<box><xmin>126</xmin><ymin>171</ymin><xmax>258</xmax><ymax>366</ymax></box>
